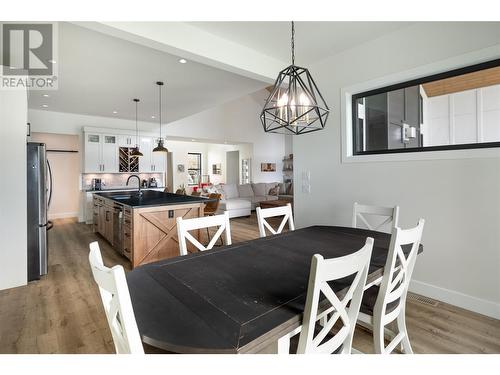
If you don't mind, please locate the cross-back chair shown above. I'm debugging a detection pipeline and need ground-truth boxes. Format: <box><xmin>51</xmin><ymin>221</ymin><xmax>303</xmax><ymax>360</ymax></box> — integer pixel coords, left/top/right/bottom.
<box><xmin>256</xmin><ymin>203</ymin><xmax>295</xmax><ymax>238</ymax></box>
<box><xmin>356</xmin><ymin>219</ymin><xmax>425</xmax><ymax>354</ymax></box>
<box><xmin>176</xmin><ymin>211</ymin><xmax>232</xmax><ymax>256</ymax></box>
<box><xmin>352</xmin><ymin>202</ymin><xmax>399</xmax><ymax>233</ymax></box>
<box><xmin>88</xmin><ymin>242</ymin><xmax>144</xmax><ymax>354</ymax></box>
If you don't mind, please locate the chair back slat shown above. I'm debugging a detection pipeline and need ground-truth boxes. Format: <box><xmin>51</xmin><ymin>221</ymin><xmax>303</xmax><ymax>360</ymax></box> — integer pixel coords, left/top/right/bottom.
<box><xmin>352</xmin><ymin>202</ymin><xmax>399</xmax><ymax>233</ymax></box>
<box><xmin>176</xmin><ymin>211</ymin><xmax>232</xmax><ymax>256</ymax></box>
<box><xmin>88</xmin><ymin>242</ymin><xmax>143</xmax><ymax>354</ymax></box>
<box><xmin>297</xmin><ymin>238</ymin><xmax>373</xmax><ymax>354</ymax></box>
<box><xmin>256</xmin><ymin>203</ymin><xmax>295</xmax><ymax>238</ymax></box>
<box><xmin>374</xmin><ymin>219</ymin><xmax>425</xmax><ymax>330</ymax></box>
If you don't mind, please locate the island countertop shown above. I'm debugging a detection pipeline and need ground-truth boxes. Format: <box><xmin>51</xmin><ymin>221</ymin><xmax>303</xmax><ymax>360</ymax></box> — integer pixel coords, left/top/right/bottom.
<box><xmin>93</xmin><ymin>190</ymin><xmax>208</xmax><ymax>267</ymax></box>
<box><xmin>93</xmin><ymin>190</ymin><xmax>212</xmax><ymax>208</ymax></box>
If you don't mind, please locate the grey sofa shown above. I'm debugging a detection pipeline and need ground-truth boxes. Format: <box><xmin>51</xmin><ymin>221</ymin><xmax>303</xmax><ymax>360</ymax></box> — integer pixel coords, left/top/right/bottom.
<box><xmin>215</xmin><ymin>182</ymin><xmax>280</xmax><ymax>218</ymax></box>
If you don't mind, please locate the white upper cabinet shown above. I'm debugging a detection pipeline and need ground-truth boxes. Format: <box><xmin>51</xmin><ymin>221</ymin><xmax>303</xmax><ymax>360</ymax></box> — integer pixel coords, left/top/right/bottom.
<box><xmin>83</xmin><ymin>128</ymin><xmax>168</xmax><ymax>174</ymax></box>
<box><xmin>139</xmin><ymin>137</ymin><xmax>153</xmax><ymax>173</ymax></box>
<box><xmin>84</xmin><ymin>133</ymin><xmax>118</xmax><ymax>173</ymax></box>
<box><xmin>118</xmin><ymin>135</ymin><xmax>135</xmax><ymax>148</ymax></box>
<box><xmin>84</xmin><ymin>134</ymin><xmax>102</xmax><ymax>173</ymax></box>
<box><xmin>101</xmin><ymin>135</ymin><xmax>118</xmax><ymax>172</ymax></box>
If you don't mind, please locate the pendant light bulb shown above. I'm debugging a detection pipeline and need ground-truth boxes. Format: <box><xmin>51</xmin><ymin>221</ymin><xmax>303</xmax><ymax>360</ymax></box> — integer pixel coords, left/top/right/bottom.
<box><xmin>153</xmin><ymin>81</ymin><xmax>169</xmax><ymax>153</ymax></box>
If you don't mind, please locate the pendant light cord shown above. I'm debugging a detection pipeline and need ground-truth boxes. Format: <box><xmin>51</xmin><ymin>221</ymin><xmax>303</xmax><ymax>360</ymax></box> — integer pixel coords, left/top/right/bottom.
<box><xmin>291</xmin><ymin>21</ymin><xmax>295</xmax><ymax>66</ymax></box>
<box><xmin>159</xmin><ymin>84</ymin><xmax>162</xmax><ymax>139</ymax></box>
<box><xmin>135</xmin><ymin>100</ymin><xmax>138</xmax><ymax>143</ymax></box>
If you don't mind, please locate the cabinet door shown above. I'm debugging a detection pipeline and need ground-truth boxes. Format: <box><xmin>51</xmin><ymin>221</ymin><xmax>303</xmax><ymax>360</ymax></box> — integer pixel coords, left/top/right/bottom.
<box><xmin>118</xmin><ymin>135</ymin><xmax>134</xmax><ymax>147</ymax></box>
<box><xmin>98</xmin><ymin>204</ymin><xmax>106</xmax><ymax>235</ymax></box>
<box><xmin>152</xmin><ymin>149</ymin><xmax>166</xmax><ymax>172</ymax></box>
<box><xmin>101</xmin><ymin>135</ymin><xmax>118</xmax><ymax>172</ymax></box>
<box><xmin>84</xmin><ymin>134</ymin><xmax>102</xmax><ymax>172</ymax></box>
<box><xmin>139</xmin><ymin>137</ymin><xmax>153</xmax><ymax>172</ymax></box>
<box><xmin>104</xmin><ymin>207</ymin><xmax>114</xmax><ymax>244</ymax></box>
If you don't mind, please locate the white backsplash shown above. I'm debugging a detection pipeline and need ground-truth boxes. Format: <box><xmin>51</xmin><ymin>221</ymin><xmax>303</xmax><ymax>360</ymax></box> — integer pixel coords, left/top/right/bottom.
<box><xmin>82</xmin><ymin>173</ymin><xmax>164</xmax><ymax>190</ymax></box>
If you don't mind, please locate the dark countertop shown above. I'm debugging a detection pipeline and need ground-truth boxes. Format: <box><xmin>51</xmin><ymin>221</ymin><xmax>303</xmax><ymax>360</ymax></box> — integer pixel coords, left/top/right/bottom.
<box><xmin>94</xmin><ymin>190</ymin><xmax>212</xmax><ymax>208</ymax></box>
<box><xmin>85</xmin><ymin>186</ymin><xmax>163</xmax><ymax>192</ymax></box>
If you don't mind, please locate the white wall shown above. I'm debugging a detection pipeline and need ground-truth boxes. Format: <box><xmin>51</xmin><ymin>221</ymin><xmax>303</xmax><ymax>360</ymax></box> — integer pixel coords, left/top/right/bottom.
<box><xmin>167</xmin><ymin>89</ymin><xmax>286</xmax><ymax>183</ymax></box>
<box><xmin>293</xmin><ymin>22</ymin><xmax>500</xmax><ymax>318</ymax></box>
<box><xmin>30</xmin><ymin>132</ymin><xmax>80</xmax><ymax>219</ymax></box>
<box><xmin>0</xmin><ymin>82</ymin><xmax>28</xmax><ymax>290</ymax></box>
<box><xmin>164</xmin><ymin>140</ymin><xmax>234</xmax><ymax>191</ymax></box>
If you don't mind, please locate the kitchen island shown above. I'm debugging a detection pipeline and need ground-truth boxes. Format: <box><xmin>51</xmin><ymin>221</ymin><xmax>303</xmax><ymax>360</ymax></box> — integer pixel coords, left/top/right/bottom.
<box><xmin>93</xmin><ymin>190</ymin><xmax>208</xmax><ymax>268</ymax></box>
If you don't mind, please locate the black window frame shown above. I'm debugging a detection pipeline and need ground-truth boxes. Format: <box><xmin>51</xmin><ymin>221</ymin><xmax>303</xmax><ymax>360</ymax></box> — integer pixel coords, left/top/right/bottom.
<box><xmin>351</xmin><ymin>58</ymin><xmax>500</xmax><ymax>156</ymax></box>
<box><xmin>187</xmin><ymin>152</ymin><xmax>202</xmax><ymax>186</ymax></box>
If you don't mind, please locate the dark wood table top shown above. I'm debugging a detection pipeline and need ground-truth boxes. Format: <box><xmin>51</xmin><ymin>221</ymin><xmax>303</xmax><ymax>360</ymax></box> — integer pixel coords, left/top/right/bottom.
<box><xmin>127</xmin><ymin>225</ymin><xmax>422</xmax><ymax>353</ymax></box>
<box><xmin>259</xmin><ymin>199</ymin><xmax>292</xmax><ymax>208</ymax></box>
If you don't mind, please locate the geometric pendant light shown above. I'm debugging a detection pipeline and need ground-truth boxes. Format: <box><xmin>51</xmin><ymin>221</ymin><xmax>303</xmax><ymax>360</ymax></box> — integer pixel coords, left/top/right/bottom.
<box><xmin>130</xmin><ymin>98</ymin><xmax>144</xmax><ymax>157</ymax></box>
<box><xmin>152</xmin><ymin>81</ymin><xmax>169</xmax><ymax>153</ymax></box>
<box><xmin>260</xmin><ymin>21</ymin><xmax>329</xmax><ymax>135</ymax></box>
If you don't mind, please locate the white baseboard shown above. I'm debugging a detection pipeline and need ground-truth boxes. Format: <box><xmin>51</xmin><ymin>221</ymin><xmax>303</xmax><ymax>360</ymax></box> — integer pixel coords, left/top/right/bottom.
<box><xmin>409</xmin><ymin>279</ymin><xmax>500</xmax><ymax>320</ymax></box>
<box><xmin>48</xmin><ymin>212</ymin><xmax>78</xmax><ymax>220</ymax></box>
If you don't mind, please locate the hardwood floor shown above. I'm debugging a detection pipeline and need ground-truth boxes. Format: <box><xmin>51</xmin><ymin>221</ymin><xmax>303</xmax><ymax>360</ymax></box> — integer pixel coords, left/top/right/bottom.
<box><xmin>1</xmin><ymin>215</ymin><xmax>499</xmax><ymax>354</ymax></box>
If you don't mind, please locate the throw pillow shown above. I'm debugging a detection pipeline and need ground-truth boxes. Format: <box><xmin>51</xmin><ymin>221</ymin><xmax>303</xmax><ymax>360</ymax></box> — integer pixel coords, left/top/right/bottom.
<box><xmin>251</xmin><ymin>183</ymin><xmax>267</xmax><ymax>197</ymax></box>
<box><xmin>213</xmin><ymin>185</ymin><xmax>225</xmax><ymax>200</ymax></box>
<box><xmin>237</xmin><ymin>184</ymin><xmax>254</xmax><ymax>198</ymax></box>
<box><xmin>268</xmin><ymin>186</ymin><xmax>279</xmax><ymax>196</ymax></box>
<box><xmin>223</xmin><ymin>184</ymin><xmax>239</xmax><ymax>199</ymax></box>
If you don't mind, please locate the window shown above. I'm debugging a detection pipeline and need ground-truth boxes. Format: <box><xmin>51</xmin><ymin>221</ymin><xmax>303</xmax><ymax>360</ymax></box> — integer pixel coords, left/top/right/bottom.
<box><xmin>187</xmin><ymin>153</ymin><xmax>202</xmax><ymax>186</ymax></box>
<box><xmin>352</xmin><ymin>59</ymin><xmax>500</xmax><ymax>155</ymax></box>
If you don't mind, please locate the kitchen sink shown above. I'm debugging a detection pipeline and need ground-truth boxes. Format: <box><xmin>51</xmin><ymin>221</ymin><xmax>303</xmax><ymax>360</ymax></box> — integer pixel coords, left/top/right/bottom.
<box><xmin>112</xmin><ymin>195</ymin><xmax>134</xmax><ymax>200</ymax></box>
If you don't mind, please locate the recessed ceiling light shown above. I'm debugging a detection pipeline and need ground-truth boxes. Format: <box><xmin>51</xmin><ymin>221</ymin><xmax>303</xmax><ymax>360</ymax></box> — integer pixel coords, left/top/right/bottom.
<box><xmin>179</xmin><ymin>59</ymin><xmax>187</xmax><ymax>64</ymax></box>
<box><xmin>112</xmin><ymin>111</ymin><xmax>118</xmax><ymax>114</ymax></box>
<box><xmin>151</xmin><ymin>115</ymin><xmax>155</xmax><ymax>119</ymax></box>
<box><xmin>42</xmin><ymin>94</ymin><xmax>50</xmax><ymax>98</ymax></box>
<box><xmin>41</xmin><ymin>104</ymin><xmax>48</xmax><ymax>108</ymax></box>
<box><xmin>191</xmin><ymin>139</ymin><xmax>196</xmax><ymax>142</ymax></box>
<box><xmin>48</xmin><ymin>59</ymin><xmax>56</xmax><ymax>64</ymax></box>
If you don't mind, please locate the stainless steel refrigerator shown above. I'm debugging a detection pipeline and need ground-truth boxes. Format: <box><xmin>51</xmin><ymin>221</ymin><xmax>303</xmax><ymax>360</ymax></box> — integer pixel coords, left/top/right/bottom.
<box><xmin>27</xmin><ymin>142</ymin><xmax>53</xmax><ymax>281</ymax></box>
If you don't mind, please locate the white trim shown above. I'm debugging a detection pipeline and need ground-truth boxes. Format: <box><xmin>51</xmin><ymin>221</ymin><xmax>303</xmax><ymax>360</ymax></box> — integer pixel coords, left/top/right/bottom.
<box><xmin>341</xmin><ymin>45</ymin><xmax>500</xmax><ymax>163</ymax></box>
<box><xmin>48</xmin><ymin>212</ymin><xmax>78</xmax><ymax>220</ymax></box>
<box><xmin>83</xmin><ymin>126</ymin><xmax>158</xmax><ymax>138</ymax></box>
<box><xmin>409</xmin><ymin>279</ymin><xmax>500</xmax><ymax>320</ymax></box>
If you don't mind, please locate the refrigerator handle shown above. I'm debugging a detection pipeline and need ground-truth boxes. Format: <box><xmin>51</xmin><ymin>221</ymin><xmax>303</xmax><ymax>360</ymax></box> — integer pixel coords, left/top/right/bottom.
<box><xmin>47</xmin><ymin>159</ymin><xmax>53</xmax><ymax>208</ymax></box>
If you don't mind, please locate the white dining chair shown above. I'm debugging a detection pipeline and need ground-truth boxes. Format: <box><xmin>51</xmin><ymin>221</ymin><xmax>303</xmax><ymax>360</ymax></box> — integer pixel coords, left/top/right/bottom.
<box><xmin>352</xmin><ymin>202</ymin><xmax>399</xmax><ymax>233</ymax></box>
<box><xmin>256</xmin><ymin>203</ymin><xmax>295</xmax><ymax>238</ymax></box>
<box><xmin>176</xmin><ymin>211</ymin><xmax>232</xmax><ymax>256</ymax></box>
<box><xmin>271</xmin><ymin>238</ymin><xmax>373</xmax><ymax>354</ymax></box>
<box><xmin>88</xmin><ymin>242</ymin><xmax>144</xmax><ymax>354</ymax></box>
<box><xmin>356</xmin><ymin>219</ymin><xmax>425</xmax><ymax>354</ymax></box>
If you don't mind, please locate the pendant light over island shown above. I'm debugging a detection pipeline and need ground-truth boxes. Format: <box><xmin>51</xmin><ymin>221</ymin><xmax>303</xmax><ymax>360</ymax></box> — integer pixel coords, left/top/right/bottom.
<box><xmin>152</xmin><ymin>81</ymin><xmax>169</xmax><ymax>153</ymax></box>
<box><xmin>130</xmin><ymin>98</ymin><xmax>143</xmax><ymax>157</ymax></box>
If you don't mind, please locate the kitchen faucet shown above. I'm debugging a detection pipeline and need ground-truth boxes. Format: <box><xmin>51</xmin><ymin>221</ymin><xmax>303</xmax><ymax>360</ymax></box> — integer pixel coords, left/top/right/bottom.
<box><xmin>126</xmin><ymin>175</ymin><xmax>143</xmax><ymax>196</ymax></box>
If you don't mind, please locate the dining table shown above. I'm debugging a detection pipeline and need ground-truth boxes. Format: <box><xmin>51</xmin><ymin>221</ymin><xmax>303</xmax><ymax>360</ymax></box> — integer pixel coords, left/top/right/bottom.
<box><xmin>126</xmin><ymin>225</ymin><xmax>423</xmax><ymax>354</ymax></box>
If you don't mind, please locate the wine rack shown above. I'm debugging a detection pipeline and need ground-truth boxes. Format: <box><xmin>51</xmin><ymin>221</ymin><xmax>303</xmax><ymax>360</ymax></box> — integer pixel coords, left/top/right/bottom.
<box><xmin>119</xmin><ymin>147</ymin><xmax>139</xmax><ymax>173</ymax></box>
